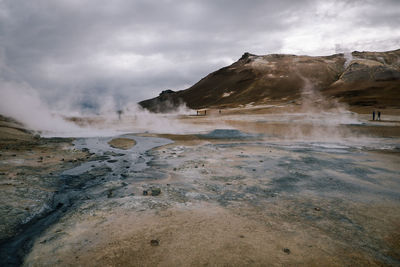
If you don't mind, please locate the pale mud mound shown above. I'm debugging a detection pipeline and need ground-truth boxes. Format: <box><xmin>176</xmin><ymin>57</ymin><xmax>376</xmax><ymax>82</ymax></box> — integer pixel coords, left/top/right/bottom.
<box><xmin>107</xmin><ymin>138</ymin><xmax>136</xmax><ymax>150</ymax></box>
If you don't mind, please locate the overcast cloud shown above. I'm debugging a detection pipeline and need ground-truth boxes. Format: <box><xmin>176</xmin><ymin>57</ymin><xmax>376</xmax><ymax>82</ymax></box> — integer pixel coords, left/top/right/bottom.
<box><xmin>0</xmin><ymin>0</ymin><xmax>399</xmax><ymax>112</ymax></box>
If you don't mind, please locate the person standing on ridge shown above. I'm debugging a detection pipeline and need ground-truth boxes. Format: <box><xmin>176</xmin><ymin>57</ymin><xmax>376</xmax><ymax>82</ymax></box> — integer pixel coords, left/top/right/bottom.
<box><xmin>378</xmin><ymin>111</ymin><xmax>381</xmax><ymax>121</ymax></box>
<box><xmin>372</xmin><ymin>110</ymin><xmax>375</xmax><ymax>121</ymax></box>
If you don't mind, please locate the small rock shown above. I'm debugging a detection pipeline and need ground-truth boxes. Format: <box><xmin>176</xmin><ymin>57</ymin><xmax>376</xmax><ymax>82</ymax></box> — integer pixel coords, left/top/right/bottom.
<box><xmin>150</xmin><ymin>239</ymin><xmax>159</xmax><ymax>246</ymax></box>
<box><xmin>121</xmin><ymin>173</ymin><xmax>128</xmax><ymax>178</ymax></box>
<box><xmin>252</xmin><ymin>169</ymin><xmax>256</xmax><ymax>171</ymax></box>
<box><xmin>314</xmin><ymin>207</ymin><xmax>321</xmax><ymax>211</ymax></box>
<box><xmin>239</xmin><ymin>235</ymin><xmax>245</xmax><ymax>238</ymax></box>
<box><xmin>195</xmin><ymin>165</ymin><xmax>198</xmax><ymax>168</ymax></box>
<box><xmin>107</xmin><ymin>189</ymin><xmax>113</xmax><ymax>198</ymax></box>
<box><xmin>61</xmin><ymin>158</ymin><xmax>64</xmax><ymax>161</ymax></box>
<box><xmin>151</xmin><ymin>188</ymin><xmax>161</xmax><ymax>196</ymax></box>
<box><xmin>173</xmin><ymin>168</ymin><xmax>177</xmax><ymax>171</ymax></box>
<box><xmin>143</xmin><ymin>190</ymin><xmax>148</xmax><ymax>196</ymax></box>
<box><xmin>283</xmin><ymin>248</ymin><xmax>291</xmax><ymax>254</ymax></box>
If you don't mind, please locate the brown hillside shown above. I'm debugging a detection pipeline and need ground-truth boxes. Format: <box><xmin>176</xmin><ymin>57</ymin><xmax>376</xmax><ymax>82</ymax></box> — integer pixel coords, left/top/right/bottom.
<box><xmin>139</xmin><ymin>49</ymin><xmax>400</xmax><ymax>112</ymax></box>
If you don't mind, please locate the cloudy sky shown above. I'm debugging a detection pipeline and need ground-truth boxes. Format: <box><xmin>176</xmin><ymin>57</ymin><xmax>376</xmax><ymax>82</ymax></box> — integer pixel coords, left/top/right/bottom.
<box><xmin>1</xmin><ymin>0</ymin><xmax>399</xmax><ymax>112</ymax></box>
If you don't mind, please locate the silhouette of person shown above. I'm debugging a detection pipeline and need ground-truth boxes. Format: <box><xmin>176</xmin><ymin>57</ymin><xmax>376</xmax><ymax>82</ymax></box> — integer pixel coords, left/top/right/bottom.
<box><xmin>378</xmin><ymin>111</ymin><xmax>381</xmax><ymax>121</ymax></box>
<box><xmin>372</xmin><ymin>110</ymin><xmax>375</xmax><ymax>121</ymax></box>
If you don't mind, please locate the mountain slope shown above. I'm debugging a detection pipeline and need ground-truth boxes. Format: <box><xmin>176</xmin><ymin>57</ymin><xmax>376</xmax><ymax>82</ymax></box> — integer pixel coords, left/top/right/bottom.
<box><xmin>139</xmin><ymin>49</ymin><xmax>400</xmax><ymax>112</ymax></box>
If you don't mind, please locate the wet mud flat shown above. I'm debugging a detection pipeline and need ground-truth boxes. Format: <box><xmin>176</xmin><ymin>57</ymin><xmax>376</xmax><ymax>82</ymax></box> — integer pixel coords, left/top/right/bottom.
<box><xmin>0</xmin><ymin>134</ymin><xmax>171</xmax><ymax>266</ymax></box>
<box><xmin>14</xmin><ymin>131</ymin><xmax>400</xmax><ymax>266</ymax></box>
<box><xmin>0</xmin><ymin>136</ymin><xmax>92</xmax><ymax>266</ymax></box>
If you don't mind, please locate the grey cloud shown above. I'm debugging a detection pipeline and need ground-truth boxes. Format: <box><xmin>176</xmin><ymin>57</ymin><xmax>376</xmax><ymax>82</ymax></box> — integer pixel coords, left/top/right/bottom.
<box><xmin>0</xmin><ymin>0</ymin><xmax>399</xmax><ymax>113</ymax></box>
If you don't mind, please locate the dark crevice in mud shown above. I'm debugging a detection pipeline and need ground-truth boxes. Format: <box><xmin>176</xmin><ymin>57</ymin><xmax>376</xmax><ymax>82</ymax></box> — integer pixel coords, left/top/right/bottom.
<box><xmin>0</xmin><ymin>164</ymin><xmax>114</xmax><ymax>266</ymax></box>
<box><xmin>0</xmin><ymin>196</ymin><xmax>71</xmax><ymax>266</ymax></box>
<box><xmin>0</xmin><ymin>135</ymin><xmax>172</xmax><ymax>267</ymax></box>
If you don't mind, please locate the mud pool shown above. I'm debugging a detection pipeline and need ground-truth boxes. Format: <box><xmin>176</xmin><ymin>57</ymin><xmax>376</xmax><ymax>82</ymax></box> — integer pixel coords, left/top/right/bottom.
<box><xmin>1</xmin><ymin>129</ymin><xmax>400</xmax><ymax>266</ymax></box>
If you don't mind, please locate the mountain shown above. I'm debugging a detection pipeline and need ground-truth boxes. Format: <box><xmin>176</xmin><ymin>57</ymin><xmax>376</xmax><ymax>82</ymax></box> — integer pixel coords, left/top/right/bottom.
<box><xmin>139</xmin><ymin>49</ymin><xmax>400</xmax><ymax>112</ymax></box>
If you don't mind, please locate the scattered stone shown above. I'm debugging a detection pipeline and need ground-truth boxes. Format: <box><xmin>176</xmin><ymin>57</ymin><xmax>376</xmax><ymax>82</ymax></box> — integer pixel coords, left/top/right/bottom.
<box><xmin>150</xmin><ymin>239</ymin><xmax>159</xmax><ymax>246</ymax></box>
<box><xmin>107</xmin><ymin>159</ymin><xmax>118</xmax><ymax>163</ymax></box>
<box><xmin>202</xmin><ymin>164</ymin><xmax>204</xmax><ymax>167</ymax></box>
<box><xmin>314</xmin><ymin>207</ymin><xmax>321</xmax><ymax>211</ymax></box>
<box><xmin>195</xmin><ymin>165</ymin><xmax>198</xmax><ymax>168</ymax></box>
<box><xmin>173</xmin><ymin>168</ymin><xmax>177</xmax><ymax>171</ymax></box>
<box><xmin>253</xmin><ymin>169</ymin><xmax>256</xmax><ymax>171</ymax></box>
<box><xmin>151</xmin><ymin>188</ymin><xmax>161</xmax><ymax>196</ymax></box>
<box><xmin>107</xmin><ymin>189</ymin><xmax>113</xmax><ymax>198</ymax></box>
<box><xmin>239</xmin><ymin>235</ymin><xmax>245</xmax><ymax>238</ymax></box>
<box><xmin>61</xmin><ymin>158</ymin><xmax>64</xmax><ymax>161</ymax></box>
<box><xmin>143</xmin><ymin>190</ymin><xmax>148</xmax><ymax>196</ymax></box>
<box><xmin>125</xmin><ymin>166</ymin><xmax>130</xmax><ymax>169</ymax></box>
<box><xmin>91</xmin><ymin>165</ymin><xmax>96</xmax><ymax>168</ymax></box>
<box><xmin>283</xmin><ymin>248</ymin><xmax>291</xmax><ymax>254</ymax></box>
<box><xmin>121</xmin><ymin>173</ymin><xmax>128</xmax><ymax>178</ymax></box>
<box><xmin>12</xmin><ymin>154</ymin><xmax>17</xmax><ymax>157</ymax></box>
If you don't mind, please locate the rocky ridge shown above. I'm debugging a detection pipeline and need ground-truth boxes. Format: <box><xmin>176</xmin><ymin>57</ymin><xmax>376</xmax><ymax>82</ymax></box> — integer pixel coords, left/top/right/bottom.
<box><xmin>139</xmin><ymin>49</ymin><xmax>400</xmax><ymax>112</ymax></box>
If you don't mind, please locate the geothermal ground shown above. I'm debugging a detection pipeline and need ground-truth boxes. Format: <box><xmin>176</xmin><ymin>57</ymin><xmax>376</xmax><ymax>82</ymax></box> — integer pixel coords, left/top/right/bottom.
<box><xmin>1</xmin><ymin>107</ymin><xmax>400</xmax><ymax>266</ymax></box>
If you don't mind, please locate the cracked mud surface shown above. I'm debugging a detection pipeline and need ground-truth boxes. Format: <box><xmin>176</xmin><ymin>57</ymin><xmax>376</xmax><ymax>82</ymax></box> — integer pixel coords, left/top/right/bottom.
<box><xmin>12</xmin><ymin>136</ymin><xmax>400</xmax><ymax>266</ymax></box>
<box><xmin>1</xmin><ymin>112</ymin><xmax>400</xmax><ymax>266</ymax></box>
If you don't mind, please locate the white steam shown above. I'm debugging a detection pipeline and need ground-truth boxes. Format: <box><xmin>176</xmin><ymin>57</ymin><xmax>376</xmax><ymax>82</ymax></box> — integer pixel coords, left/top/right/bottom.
<box><xmin>0</xmin><ymin>80</ymin><xmax>84</xmax><ymax>134</ymax></box>
<box><xmin>335</xmin><ymin>44</ymin><xmax>353</xmax><ymax>68</ymax></box>
<box><xmin>0</xmin><ymin>80</ymin><xmax>208</xmax><ymax>137</ymax></box>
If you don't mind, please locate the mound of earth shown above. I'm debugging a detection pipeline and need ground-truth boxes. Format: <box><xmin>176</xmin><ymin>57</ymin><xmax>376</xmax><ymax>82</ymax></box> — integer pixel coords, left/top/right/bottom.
<box><xmin>139</xmin><ymin>49</ymin><xmax>400</xmax><ymax>112</ymax></box>
<box><xmin>107</xmin><ymin>138</ymin><xmax>136</xmax><ymax>150</ymax></box>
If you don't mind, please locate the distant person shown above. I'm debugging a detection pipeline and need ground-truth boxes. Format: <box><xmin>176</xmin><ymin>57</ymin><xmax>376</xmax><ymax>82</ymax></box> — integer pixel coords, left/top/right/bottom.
<box><xmin>117</xmin><ymin>110</ymin><xmax>123</xmax><ymax>120</ymax></box>
<box><xmin>372</xmin><ymin>110</ymin><xmax>375</xmax><ymax>121</ymax></box>
<box><xmin>219</xmin><ymin>109</ymin><xmax>221</xmax><ymax>114</ymax></box>
<box><xmin>377</xmin><ymin>111</ymin><xmax>381</xmax><ymax>121</ymax></box>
